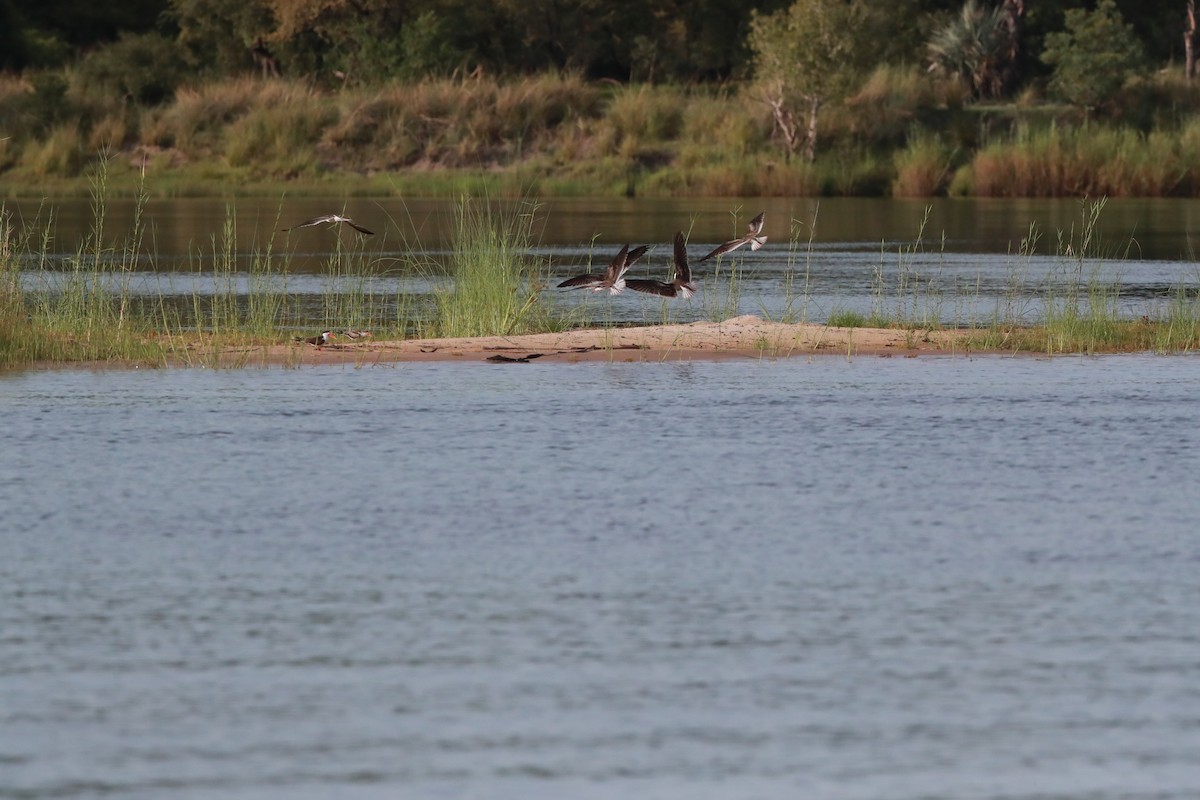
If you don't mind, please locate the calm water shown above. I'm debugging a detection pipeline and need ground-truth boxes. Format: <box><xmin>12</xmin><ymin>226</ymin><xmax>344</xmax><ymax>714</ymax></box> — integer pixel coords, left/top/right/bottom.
<box><xmin>9</xmin><ymin>196</ymin><xmax>1200</xmax><ymax>328</ymax></box>
<box><xmin>2</xmin><ymin>356</ymin><xmax>1200</xmax><ymax>799</ymax></box>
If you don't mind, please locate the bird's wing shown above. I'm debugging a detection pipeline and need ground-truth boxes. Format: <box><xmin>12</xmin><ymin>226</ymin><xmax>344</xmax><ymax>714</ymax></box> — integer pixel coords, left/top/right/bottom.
<box><xmin>672</xmin><ymin>231</ymin><xmax>692</xmax><ymax>283</ymax></box>
<box><xmin>624</xmin><ymin>245</ymin><xmax>650</xmax><ymax>269</ymax></box>
<box><xmin>557</xmin><ymin>274</ymin><xmax>603</xmax><ymax>289</ymax></box>
<box><xmin>604</xmin><ymin>244</ymin><xmax>630</xmax><ymax>282</ymax></box>
<box><xmin>626</xmin><ymin>279</ymin><xmax>677</xmax><ymax>298</ymax></box>
<box><xmin>696</xmin><ymin>238</ymin><xmax>745</xmax><ymax>263</ymax></box>
<box><xmin>282</xmin><ymin>215</ymin><xmax>333</xmax><ymax>231</ymax></box>
<box><xmin>344</xmin><ymin>219</ymin><xmax>375</xmax><ymax>235</ymax></box>
<box><xmin>746</xmin><ymin>212</ymin><xmax>765</xmax><ymax>237</ymax></box>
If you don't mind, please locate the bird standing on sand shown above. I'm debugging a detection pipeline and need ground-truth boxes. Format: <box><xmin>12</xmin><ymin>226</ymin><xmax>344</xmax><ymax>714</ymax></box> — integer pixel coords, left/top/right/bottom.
<box><xmin>340</xmin><ymin>329</ymin><xmax>372</xmax><ymax>340</ymax></box>
<box><xmin>282</xmin><ymin>214</ymin><xmax>375</xmax><ymax>235</ymax></box>
<box><xmin>626</xmin><ymin>232</ymin><xmax>695</xmax><ymax>299</ymax></box>
<box><xmin>295</xmin><ymin>331</ymin><xmax>336</xmax><ymax>346</ymax></box>
<box><xmin>697</xmin><ymin>211</ymin><xmax>766</xmax><ymax>262</ymax></box>
<box><xmin>557</xmin><ymin>244</ymin><xmax>650</xmax><ymax>295</ymax></box>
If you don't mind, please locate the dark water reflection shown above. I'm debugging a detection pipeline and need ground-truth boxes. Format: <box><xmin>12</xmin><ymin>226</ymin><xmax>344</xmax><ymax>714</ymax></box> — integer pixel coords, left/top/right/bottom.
<box><xmin>2</xmin><ymin>356</ymin><xmax>1199</xmax><ymax>799</ymax></box>
<box><xmin>10</xmin><ymin>196</ymin><xmax>1200</xmax><ymax>260</ymax></box>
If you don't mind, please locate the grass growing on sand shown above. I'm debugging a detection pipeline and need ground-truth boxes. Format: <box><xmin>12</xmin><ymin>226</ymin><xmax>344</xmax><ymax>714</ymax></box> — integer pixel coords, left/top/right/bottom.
<box><xmin>7</xmin><ymin>170</ymin><xmax>1200</xmax><ymax>370</ymax></box>
<box><xmin>428</xmin><ymin>197</ymin><xmax>561</xmax><ymax>339</ymax></box>
<box><xmin>1</xmin><ymin>161</ymin><xmax>172</xmax><ymax>368</ymax></box>
<box><xmin>959</xmin><ymin>199</ymin><xmax>1200</xmax><ymax>354</ymax></box>
<box><xmin>1</xmin><ymin>158</ymin><xmax>424</xmax><ymax>367</ymax></box>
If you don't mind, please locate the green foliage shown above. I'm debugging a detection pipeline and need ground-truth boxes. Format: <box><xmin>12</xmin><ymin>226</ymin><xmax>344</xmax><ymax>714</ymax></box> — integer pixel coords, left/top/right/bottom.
<box><xmin>9</xmin><ymin>71</ymin><xmax>73</xmax><ymax>136</ymax></box>
<box><xmin>926</xmin><ymin>0</ymin><xmax>1010</xmax><ymax>99</ymax></box>
<box><xmin>748</xmin><ymin>0</ymin><xmax>879</xmax><ymax>160</ymax></box>
<box><xmin>749</xmin><ymin>0</ymin><xmax>874</xmax><ymax>104</ymax></box>
<box><xmin>432</xmin><ymin>198</ymin><xmax>557</xmax><ymax>338</ymax></box>
<box><xmin>20</xmin><ymin>124</ymin><xmax>86</xmax><ymax>177</ymax></box>
<box><xmin>397</xmin><ymin>11</ymin><xmax>463</xmax><ymax>80</ymax></box>
<box><xmin>844</xmin><ymin>65</ymin><xmax>962</xmax><ymax>147</ymax></box>
<box><xmin>169</xmin><ymin>0</ymin><xmax>276</xmax><ymax>75</ymax></box>
<box><xmin>969</xmin><ymin>123</ymin><xmax>1194</xmax><ymax>197</ymax></box>
<box><xmin>75</xmin><ymin>33</ymin><xmax>188</xmax><ymax>105</ymax></box>
<box><xmin>1109</xmin><ymin>68</ymin><xmax>1200</xmax><ymax>131</ymax></box>
<box><xmin>224</xmin><ymin>101</ymin><xmax>334</xmax><ymax>174</ymax></box>
<box><xmin>893</xmin><ymin>129</ymin><xmax>957</xmax><ymax>197</ymax></box>
<box><xmin>1041</xmin><ymin>0</ymin><xmax>1146</xmax><ymax>111</ymax></box>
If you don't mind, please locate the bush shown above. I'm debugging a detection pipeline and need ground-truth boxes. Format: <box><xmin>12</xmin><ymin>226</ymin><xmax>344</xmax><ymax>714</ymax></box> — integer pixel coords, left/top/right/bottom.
<box><xmin>75</xmin><ymin>33</ymin><xmax>188</xmax><ymax>105</ymax></box>
<box><xmin>1041</xmin><ymin>0</ymin><xmax>1146</xmax><ymax>112</ymax></box>
<box><xmin>893</xmin><ymin>129</ymin><xmax>956</xmax><ymax>197</ymax></box>
<box><xmin>846</xmin><ymin>66</ymin><xmax>941</xmax><ymax>146</ymax></box>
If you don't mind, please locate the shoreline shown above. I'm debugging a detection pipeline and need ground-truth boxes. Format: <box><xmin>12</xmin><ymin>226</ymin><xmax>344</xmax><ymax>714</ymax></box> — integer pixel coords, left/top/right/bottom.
<box><xmin>190</xmin><ymin>317</ymin><xmax>974</xmax><ymax>368</ymax></box>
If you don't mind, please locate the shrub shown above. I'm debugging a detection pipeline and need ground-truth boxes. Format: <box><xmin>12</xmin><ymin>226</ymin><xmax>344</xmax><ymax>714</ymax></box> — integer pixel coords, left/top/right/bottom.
<box><xmin>21</xmin><ymin>124</ymin><xmax>85</xmax><ymax>176</ymax></box>
<box><xmin>1041</xmin><ymin>0</ymin><xmax>1146</xmax><ymax>113</ymax></box>
<box><xmin>893</xmin><ymin>130</ymin><xmax>956</xmax><ymax>197</ymax></box>
<box><xmin>846</xmin><ymin>65</ymin><xmax>941</xmax><ymax>146</ymax></box>
<box><xmin>74</xmin><ymin>33</ymin><xmax>188</xmax><ymax>106</ymax></box>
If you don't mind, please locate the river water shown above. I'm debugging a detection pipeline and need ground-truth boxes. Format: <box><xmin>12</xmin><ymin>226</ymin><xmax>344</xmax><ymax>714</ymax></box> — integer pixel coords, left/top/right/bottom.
<box><xmin>8</xmin><ymin>196</ymin><xmax>1200</xmax><ymax>329</ymax></box>
<box><xmin>2</xmin><ymin>355</ymin><xmax>1199</xmax><ymax>799</ymax></box>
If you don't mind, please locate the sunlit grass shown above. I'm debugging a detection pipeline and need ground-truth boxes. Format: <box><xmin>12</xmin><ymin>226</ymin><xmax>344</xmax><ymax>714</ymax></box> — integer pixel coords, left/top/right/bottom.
<box><xmin>429</xmin><ymin>197</ymin><xmax>561</xmax><ymax>338</ymax></box>
<box><xmin>7</xmin><ymin>171</ymin><xmax>1200</xmax><ymax>371</ymax></box>
<box><xmin>9</xmin><ymin>69</ymin><xmax>1200</xmax><ymax>200</ymax></box>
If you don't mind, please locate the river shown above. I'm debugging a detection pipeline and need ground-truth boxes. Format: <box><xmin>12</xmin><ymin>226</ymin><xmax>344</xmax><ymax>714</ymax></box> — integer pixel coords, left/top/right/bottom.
<box><xmin>2</xmin><ymin>356</ymin><xmax>1199</xmax><ymax>799</ymax></box>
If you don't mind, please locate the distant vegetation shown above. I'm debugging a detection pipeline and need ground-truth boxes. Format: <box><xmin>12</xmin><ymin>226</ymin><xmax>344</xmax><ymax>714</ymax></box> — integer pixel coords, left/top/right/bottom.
<box><xmin>4</xmin><ymin>0</ymin><xmax>1200</xmax><ymax>197</ymax></box>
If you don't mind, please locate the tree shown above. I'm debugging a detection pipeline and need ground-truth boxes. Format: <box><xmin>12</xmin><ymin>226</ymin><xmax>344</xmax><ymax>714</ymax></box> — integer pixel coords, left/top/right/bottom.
<box><xmin>748</xmin><ymin>0</ymin><xmax>875</xmax><ymax>162</ymax></box>
<box><xmin>76</xmin><ymin>32</ymin><xmax>187</xmax><ymax>104</ymax></box>
<box><xmin>926</xmin><ymin>0</ymin><xmax>1013</xmax><ymax>99</ymax></box>
<box><xmin>1186</xmin><ymin>0</ymin><xmax>1197</xmax><ymax>81</ymax></box>
<box><xmin>1041</xmin><ymin>0</ymin><xmax>1146</xmax><ymax>112</ymax></box>
<box><xmin>169</xmin><ymin>0</ymin><xmax>277</xmax><ymax>75</ymax></box>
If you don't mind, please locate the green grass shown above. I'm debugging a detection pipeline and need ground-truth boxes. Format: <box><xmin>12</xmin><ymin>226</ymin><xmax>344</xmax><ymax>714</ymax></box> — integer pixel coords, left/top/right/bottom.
<box><xmin>826</xmin><ymin>309</ymin><xmax>868</xmax><ymax>328</ymax></box>
<box><xmin>1</xmin><ymin>156</ymin><xmax>424</xmax><ymax>367</ymax></box>
<box><xmin>8</xmin><ymin>70</ymin><xmax>1200</xmax><ymax>200</ymax></box>
<box><xmin>429</xmin><ymin>197</ymin><xmax>560</xmax><ymax>338</ymax></box>
<box><xmin>7</xmin><ymin>170</ymin><xmax>1200</xmax><ymax>370</ymax></box>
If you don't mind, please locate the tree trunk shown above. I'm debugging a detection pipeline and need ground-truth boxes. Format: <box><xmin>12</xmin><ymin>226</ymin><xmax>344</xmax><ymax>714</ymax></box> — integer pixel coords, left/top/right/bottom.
<box><xmin>1001</xmin><ymin>0</ymin><xmax>1025</xmax><ymax>96</ymax></box>
<box><xmin>804</xmin><ymin>96</ymin><xmax>821</xmax><ymax>164</ymax></box>
<box><xmin>1187</xmin><ymin>0</ymin><xmax>1197</xmax><ymax>82</ymax></box>
<box><xmin>765</xmin><ymin>94</ymin><xmax>800</xmax><ymax>159</ymax></box>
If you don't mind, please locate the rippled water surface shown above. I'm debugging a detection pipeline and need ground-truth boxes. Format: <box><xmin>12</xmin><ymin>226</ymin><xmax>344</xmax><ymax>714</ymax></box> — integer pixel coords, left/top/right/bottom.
<box><xmin>3</xmin><ymin>356</ymin><xmax>1200</xmax><ymax>799</ymax></box>
<box><xmin>11</xmin><ymin>196</ymin><xmax>1200</xmax><ymax>329</ymax></box>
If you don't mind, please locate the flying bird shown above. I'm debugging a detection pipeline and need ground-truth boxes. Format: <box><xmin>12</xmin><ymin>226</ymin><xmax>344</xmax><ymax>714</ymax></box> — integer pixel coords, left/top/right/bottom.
<box><xmin>295</xmin><ymin>330</ymin><xmax>336</xmax><ymax>346</ymax></box>
<box><xmin>697</xmin><ymin>211</ymin><xmax>766</xmax><ymax>262</ymax></box>
<box><xmin>282</xmin><ymin>214</ymin><xmax>375</xmax><ymax>235</ymax></box>
<box><xmin>626</xmin><ymin>232</ymin><xmax>695</xmax><ymax>299</ymax></box>
<box><xmin>557</xmin><ymin>243</ymin><xmax>650</xmax><ymax>294</ymax></box>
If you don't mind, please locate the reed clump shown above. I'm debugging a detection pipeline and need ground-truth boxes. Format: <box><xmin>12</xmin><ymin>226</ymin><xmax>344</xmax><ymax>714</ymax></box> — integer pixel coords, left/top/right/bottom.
<box><xmin>1</xmin><ymin>165</ymin><xmax>172</xmax><ymax>368</ymax></box>
<box><xmin>429</xmin><ymin>197</ymin><xmax>560</xmax><ymax>339</ymax></box>
<box><xmin>892</xmin><ymin>129</ymin><xmax>957</xmax><ymax>197</ymax></box>
<box><xmin>970</xmin><ymin>124</ymin><xmax>1196</xmax><ymax>197</ymax></box>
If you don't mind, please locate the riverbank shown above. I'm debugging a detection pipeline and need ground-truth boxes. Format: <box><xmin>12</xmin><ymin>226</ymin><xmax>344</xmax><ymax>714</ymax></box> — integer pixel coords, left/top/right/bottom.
<box><xmin>7</xmin><ymin>71</ymin><xmax>1200</xmax><ymax>200</ymax></box>
<box><xmin>12</xmin><ymin>318</ymin><xmax>1016</xmax><ymax>370</ymax></box>
<box><xmin>264</xmin><ymin>317</ymin><xmax>967</xmax><ymax>365</ymax></box>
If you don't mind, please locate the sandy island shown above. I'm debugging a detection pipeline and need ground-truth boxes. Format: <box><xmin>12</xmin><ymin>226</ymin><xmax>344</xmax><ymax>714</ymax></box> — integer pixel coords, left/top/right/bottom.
<box><xmin>206</xmin><ymin>316</ymin><xmax>979</xmax><ymax>367</ymax></box>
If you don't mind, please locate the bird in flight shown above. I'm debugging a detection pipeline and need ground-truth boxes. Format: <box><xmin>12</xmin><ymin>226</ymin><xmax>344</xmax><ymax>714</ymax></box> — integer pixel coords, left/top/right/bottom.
<box><xmin>697</xmin><ymin>211</ymin><xmax>766</xmax><ymax>262</ymax></box>
<box><xmin>557</xmin><ymin>243</ymin><xmax>650</xmax><ymax>294</ymax></box>
<box><xmin>282</xmin><ymin>214</ymin><xmax>375</xmax><ymax>235</ymax></box>
<box><xmin>626</xmin><ymin>232</ymin><xmax>695</xmax><ymax>299</ymax></box>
